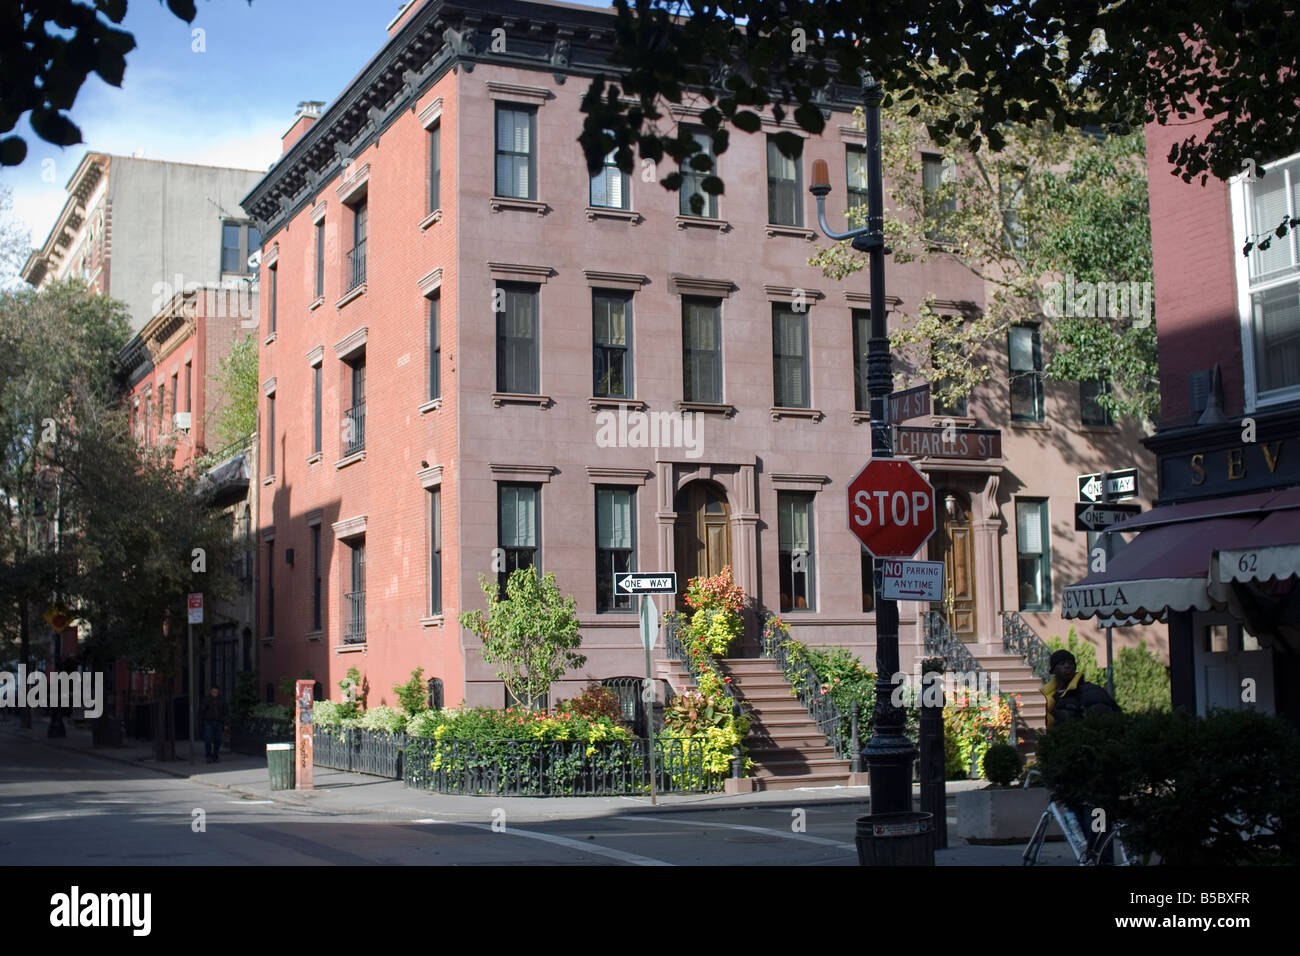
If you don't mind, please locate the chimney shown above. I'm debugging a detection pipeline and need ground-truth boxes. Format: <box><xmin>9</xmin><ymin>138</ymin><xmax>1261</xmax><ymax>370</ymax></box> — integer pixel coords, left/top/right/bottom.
<box><xmin>281</xmin><ymin>101</ymin><xmax>326</xmax><ymax>156</ymax></box>
<box><xmin>387</xmin><ymin>1</ymin><xmax>429</xmax><ymax>38</ymax></box>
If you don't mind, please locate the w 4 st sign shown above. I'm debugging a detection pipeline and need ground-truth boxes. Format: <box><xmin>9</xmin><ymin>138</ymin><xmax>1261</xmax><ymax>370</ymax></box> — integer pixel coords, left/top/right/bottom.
<box><xmin>847</xmin><ymin>459</ymin><xmax>936</xmax><ymax>559</ymax></box>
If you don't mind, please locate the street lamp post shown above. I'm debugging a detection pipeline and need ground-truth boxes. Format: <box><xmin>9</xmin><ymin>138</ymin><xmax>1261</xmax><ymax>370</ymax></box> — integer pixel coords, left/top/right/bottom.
<box><xmin>810</xmin><ymin>73</ymin><xmax>916</xmax><ymax>814</ymax></box>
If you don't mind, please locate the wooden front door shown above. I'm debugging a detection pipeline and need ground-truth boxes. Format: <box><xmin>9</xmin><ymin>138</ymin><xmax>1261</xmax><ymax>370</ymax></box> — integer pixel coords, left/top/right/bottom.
<box><xmin>675</xmin><ymin>482</ymin><xmax>731</xmax><ymax>607</ymax></box>
<box><xmin>929</xmin><ymin>492</ymin><xmax>978</xmax><ymax>641</ymax></box>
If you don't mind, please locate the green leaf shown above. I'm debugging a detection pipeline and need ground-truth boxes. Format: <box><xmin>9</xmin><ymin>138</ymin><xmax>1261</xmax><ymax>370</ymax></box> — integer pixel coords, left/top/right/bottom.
<box><xmin>29</xmin><ymin>110</ymin><xmax>82</xmax><ymax>147</ymax></box>
<box><xmin>0</xmin><ymin>136</ymin><xmax>27</xmax><ymax>166</ymax></box>
<box><xmin>732</xmin><ymin>110</ymin><xmax>761</xmax><ymax>133</ymax></box>
<box><xmin>166</xmin><ymin>0</ymin><xmax>198</xmax><ymax>22</ymax></box>
<box><xmin>700</xmin><ymin>175</ymin><xmax>724</xmax><ymax>195</ymax></box>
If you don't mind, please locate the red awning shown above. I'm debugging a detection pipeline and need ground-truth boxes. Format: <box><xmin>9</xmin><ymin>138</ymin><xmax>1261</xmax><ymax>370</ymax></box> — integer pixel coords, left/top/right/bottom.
<box><xmin>1063</xmin><ymin>488</ymin><xmax>1300</xmax><ymax>623</ymax></box>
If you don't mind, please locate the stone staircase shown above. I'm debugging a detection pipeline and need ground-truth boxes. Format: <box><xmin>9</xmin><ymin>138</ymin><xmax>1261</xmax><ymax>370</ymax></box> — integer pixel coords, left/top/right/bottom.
<box><xmin>963</xmin><ymin>649</ymin><xmax>1047</xmax><ymax>759</ymax></box>
<box><xmin>658</xmin><ymin>656</ymin><xmax>852</xmax><ymax>791</ymax></box>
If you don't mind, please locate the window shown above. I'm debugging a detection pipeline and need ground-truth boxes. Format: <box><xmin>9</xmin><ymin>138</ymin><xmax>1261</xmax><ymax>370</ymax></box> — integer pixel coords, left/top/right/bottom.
<box><xmin>596</xmin><ymin>487</ymin><xmax>635</xmax><ymax>612</ymax></box>
<box><xmin>496</xmin><ymin>283</ymin><xmax>539</xmax><ymax>394</ymax></box>
<box><xmin>158</xmin><ymin>385</ymin><xmax>166</xmax><ymax>430</ymax></box>
<box><xmin>269</xmin><ymin>264</ymin><xmax>277</xmax><ymax>334</ymax></box>
<box><xmin>312</xmin><ymin>364</ymin><xmax>322</xmax><ymax>455</ymax></box>
<box><xmin>590</xmin><ymin>144</ymin><xmax>629</xmax><ymax>209</ymax></box>
<box><xmin>923</xmin><ymin>155</ymin><xmax>957</xmax><ymax>243</ymax></box>
<box><xmin>498</xmin><ymin>484</ymin><xmax>539</xmax><ymax>597</ymax></box>
<box><xmin>314</xmin><ymin>219</ymin><xmax>325</xmax><ymax>299</ymax></box>
<box><xmin>344</xmin><ymin>538</ymin><xmax>366</xmax><ymax>644</ymax></box>
<box><xmin>778</xmin><ymin>492</ymin><xmax>815</xmax><ymax>612</ymax></box>
<box><xmin>184</xmin><ymin>362</ymin><xmax>192</xmax><ymax>413</ymax></box>
<box><xmin>248</xmin><ymin>226</ymin><xmax>261</xmax><ymax>261</ymax></box>
<box><xmin>170</xmin><ymin>373</ymin><xmax>178</xmax><ymax>416</ymax></box>
<box><xmin>852</xmin><ymin>310</ymin><xmax>870</xmax><ymax>413</ymax></box>
<box><xmin>772</xmin><ymin>304</ymin><xmax>810</xmax><ymax>408</ymax></box>
<box><xmin>1016</xmin><ymin>499</ymin><xmax>1051</xmax><ymax>611</ymax></box>
<box><xmin>266</xmin><ymin>393</ymin><xmax>275</xmax><ymax>474</ymax></box>
<box><xmin>682</xmin><ymin>297</ymin><xmax>722</xmax><ymax>403</ymax></box>
<box><xmin>680</xmin><ymin>128</ymin><xmax>717</xmax><ymax>218</ymax></box>
<box><xmin>222</xmin><ymin>223</ymin><xmax>242</xmax><ymax>273</ymax></box>
<box><xmin>428</xmin><ymin>121</ymin><xmax>441</xmax><ymax>213</ymax></box>
<box><xmin>1244</xmin><ymin>160</ymin><xmax>1300</xmax><ymax>399</ymax></box>
<box><xmin>347</xmin><ymin>200</ymin><xmax>366</xmax><ymax>292</ymax></box>
<box><xmin>311</xmin><ymin>525</ymin><xmax>322</xmax><ymax>632</ymax></box>
<box><xmin>144</xmin><ymin>391</ymin><xmax>152</xmax><ymax>446</ymax></box>
<box><xmin>1080</xmin><ymin>380</ymin><xmax>1113</xmax><ymax>426</ymax></box>
<box><xmin>429</xmin><ymin>487</ymin><xmax>442</xmax><ymax>616</ymax></box>
<box><xmin>846</xmin><ymin>145</ymin><xmax>868</xmax><ymax>214</ymax></box>
<box><xmin>593</xmin><ymin>291</ymin><xmax>632</xmax><ymax>398</ymax></box>
<box><xmin>344</xmin><ymin>357</ymin><xmax>365</xmax><ymax>455</ymax></box>
<box><xmin>766</xmin><ymin>136</ymin><xmax>803</xmax><ymax>226</ymax></box>
<box><xmin>267</xmin><ymin>541</ymin><xmax>275</xmax><ymax>636</ymax></box>
<box><xmin>860</xmin><ymin>547</ymin><xmax>875</xmax><ymax>613</ymax></box>
<box><xmin>428</xmin><ymin>294</ymin><xmax>440</xmax><ymax>401</ymax></box>
<box><xmin>1009</xmin><ymin>325</ymin><xmax>1044</xmax><ymax>422</ymax></box>
<box><xmin>495</xmin><ymin>105</ymin><xmax>536</xmax><ymax>200</ymax></box>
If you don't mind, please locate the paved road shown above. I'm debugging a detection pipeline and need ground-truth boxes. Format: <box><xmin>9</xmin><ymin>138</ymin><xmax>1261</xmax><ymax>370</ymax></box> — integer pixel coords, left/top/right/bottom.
<box><xmin>0</xmin><ymin>732</ymin><xmax>1017</xmax><ymax>866</ymax></box>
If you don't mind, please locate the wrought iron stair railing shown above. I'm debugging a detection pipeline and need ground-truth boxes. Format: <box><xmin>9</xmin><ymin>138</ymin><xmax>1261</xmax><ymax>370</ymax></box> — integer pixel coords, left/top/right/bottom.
<box><xmin>758</xmin><ymin>613</ymin><xmax>857</xmax><ymax>761</ymax></box>
<box><xmin>1002</xmin><ymin>610</ymin><xmax>1053</xmax><ymax>680</ymax></box>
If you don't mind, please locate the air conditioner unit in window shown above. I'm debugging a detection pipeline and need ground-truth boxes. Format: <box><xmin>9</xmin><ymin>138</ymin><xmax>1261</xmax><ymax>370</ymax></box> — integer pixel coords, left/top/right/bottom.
<box><xmin>173</xmin><ymin>412</ymin><xmax>191</xmax><ymax>430</ymax></box>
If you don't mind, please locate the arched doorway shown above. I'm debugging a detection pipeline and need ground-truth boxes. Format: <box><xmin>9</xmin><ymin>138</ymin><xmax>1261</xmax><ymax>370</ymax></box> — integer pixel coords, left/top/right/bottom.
<box><xmin>928</xmin><ymin>489</ymin><xmax>977</xmax><ymax>641</ymax></box>
<box><xmin>674</xmin><ymin>480</ymin><xmax>732</xmax><ymax>608</ymax></box>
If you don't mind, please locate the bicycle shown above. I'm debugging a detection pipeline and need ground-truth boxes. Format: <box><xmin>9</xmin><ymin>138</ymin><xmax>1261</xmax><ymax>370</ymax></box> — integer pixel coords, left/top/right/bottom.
<box><xmin>1022</xmin><ymin>769</ymin><xmax>1138</xmax><ymax>866</ymax></box>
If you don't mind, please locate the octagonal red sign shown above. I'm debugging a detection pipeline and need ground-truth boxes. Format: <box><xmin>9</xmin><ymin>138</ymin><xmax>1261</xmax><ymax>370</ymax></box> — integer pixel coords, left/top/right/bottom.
<box><xmin>847</xmin><ymin>458</ymin><xmax>936</xmax><ymax>558</ymax></box>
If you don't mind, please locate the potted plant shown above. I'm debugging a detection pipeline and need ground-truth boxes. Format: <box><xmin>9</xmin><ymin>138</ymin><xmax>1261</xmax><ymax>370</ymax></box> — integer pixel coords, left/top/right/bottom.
<box><xmin>956</xmin><ymin>742</ymin><xmax>1050</xmax><ymax>843</ymax></box>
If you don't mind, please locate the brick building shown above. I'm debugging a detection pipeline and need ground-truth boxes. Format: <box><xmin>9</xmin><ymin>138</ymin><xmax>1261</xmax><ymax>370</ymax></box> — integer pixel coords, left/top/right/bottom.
<box><xmin>1064</xmin><ymin>123</ymin><xmax>1300</xmax><ymax>725</ymax></box>
<box><xmin>242</xmin><ymin>0</ymin><xmax>1159</xmax><ymax>721</ymax></box>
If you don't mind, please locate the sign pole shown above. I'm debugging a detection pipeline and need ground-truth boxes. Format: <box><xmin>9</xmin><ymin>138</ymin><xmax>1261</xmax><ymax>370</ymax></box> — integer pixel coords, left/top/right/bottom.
<box><xmin>187</xmin><ymin>619</ymin><xmax>195</xmax><ymax>765</ymax></box>
<box><xmin>1101</xmin><ymin>476</ymin><xmax>1116</xmax><ymax>699</ymax></box>
<box><xmin>641</xmin><ymin>595</ymin><xmax>658</xmax><ymax>807</ymax></box>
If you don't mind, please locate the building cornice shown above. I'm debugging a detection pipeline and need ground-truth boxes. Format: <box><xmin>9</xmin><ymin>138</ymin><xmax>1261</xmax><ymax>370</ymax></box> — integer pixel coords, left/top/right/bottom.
<box><xmin>239</xmin><ymin>0</ymin><xmax>867</xmax><ymax>241</ymax></box>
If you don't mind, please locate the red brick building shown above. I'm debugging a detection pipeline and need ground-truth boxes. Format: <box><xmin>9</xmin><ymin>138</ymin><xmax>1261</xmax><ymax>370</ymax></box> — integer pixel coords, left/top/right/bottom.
<box><xmin>1064</xmin><ymin>121</ymin><xmax>1300</xmax><ymax>725</ymax></box>
<box><xmin>243</xmin><ymin>0</ymin><xmax>1160</xmax><ymax>719</ymax></box>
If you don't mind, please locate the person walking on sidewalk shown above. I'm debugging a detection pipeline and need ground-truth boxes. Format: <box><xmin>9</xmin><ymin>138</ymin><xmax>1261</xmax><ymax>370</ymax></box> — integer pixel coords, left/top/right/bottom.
<box><xmin>199</xmin><ymin>686</ymin><xmax>228</xmax><ymax>764</ymax></box>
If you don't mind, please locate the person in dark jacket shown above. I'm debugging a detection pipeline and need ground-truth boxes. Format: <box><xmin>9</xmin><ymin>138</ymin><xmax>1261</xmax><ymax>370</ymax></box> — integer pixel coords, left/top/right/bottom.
<box><xmin>1040</xmin><ymin>649</ymin><xmax>1122</xmax><ymax>861</ymax></box>
<box><xmin>199</xmin><ymin>686</ymin><xmax>228</xmax><ymax>763</ymax></box>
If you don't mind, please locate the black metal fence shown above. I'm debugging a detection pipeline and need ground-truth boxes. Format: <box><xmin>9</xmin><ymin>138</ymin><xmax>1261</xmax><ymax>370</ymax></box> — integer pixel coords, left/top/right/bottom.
<box><xmin>313</xmin><ymin>727</ymin><xmax>406</xmax><ymax>777</ymax></box>
<box><xmin>402</xmin><ymin>735</ymin><xmax>720</xmax><ymax>796</ymax></box>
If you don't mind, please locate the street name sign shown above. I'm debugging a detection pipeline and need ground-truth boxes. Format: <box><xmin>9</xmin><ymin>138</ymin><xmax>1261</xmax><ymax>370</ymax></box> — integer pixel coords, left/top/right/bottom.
<box><xmin>847</xmin><ymin>458</ymin><xmax>937</xmax><ymax>558</ymax></box>
<box><xmin>879</xmin><ymin>559</ymin><xmax>945</xmax><ymax>601</ymax></box>
<box><xmin>893</xmin><ymin>425</ymin><xmax>1002</xmax><ymax>461</ymax></box>
<box><xmin>187</xmin><ymin>593</ymin><xmax>203</xmax><ymax>624</ymax></box>
<box><xmin>616</xmin><ymin>572</ymin><xmax>677</xmax><ymax>595</ymax></box>
<box><xmin>1077</xmin><ymin>468</ymin><xmax>1139</xmax><ymax>503</ymax></box>
<box><xmin>1074</xmin><ymin>501</ymin><xmax>1142</xmax><ymax>532</ymax></box>
<box><xmin>888</xmin><ymin>384</ymin><xmax>931</xmax><ymax>424</ymax></box>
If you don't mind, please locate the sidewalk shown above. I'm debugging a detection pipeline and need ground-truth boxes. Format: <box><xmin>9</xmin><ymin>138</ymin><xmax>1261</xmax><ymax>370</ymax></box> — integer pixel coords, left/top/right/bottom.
<box><xmin>2</xmin><ymin>720</ymin><xmax>1074</xmax><ymax>865</ymax></box>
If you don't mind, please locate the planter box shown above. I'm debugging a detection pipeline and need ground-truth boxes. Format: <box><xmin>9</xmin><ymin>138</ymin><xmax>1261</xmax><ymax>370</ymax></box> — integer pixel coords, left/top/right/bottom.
<box><xmin>956</xmin><ymin>786</ymin><xmax>1051</xmax><ymax>843</ymax></box>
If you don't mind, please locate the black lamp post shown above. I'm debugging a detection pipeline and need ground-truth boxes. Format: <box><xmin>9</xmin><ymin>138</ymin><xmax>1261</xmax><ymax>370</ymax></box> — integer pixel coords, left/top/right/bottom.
<box><xmin>809</xmin><ymin>73</ymin><xmax>916</xmax><ymax>814</ymax></box>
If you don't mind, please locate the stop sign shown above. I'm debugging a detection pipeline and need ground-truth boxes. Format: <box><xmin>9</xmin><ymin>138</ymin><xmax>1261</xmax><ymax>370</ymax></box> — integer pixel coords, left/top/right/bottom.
<box><xmin>847</xmin><ymin>458</ymin><xmax>936</xmax><ymax>558</ymax></box>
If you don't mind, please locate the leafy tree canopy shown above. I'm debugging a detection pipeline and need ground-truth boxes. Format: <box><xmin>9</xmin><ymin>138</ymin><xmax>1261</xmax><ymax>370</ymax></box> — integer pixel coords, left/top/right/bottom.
<box><xmin>579</xmin><ymin>0</ymin><xmax>1300</xmax><ymax>196</ymax></box>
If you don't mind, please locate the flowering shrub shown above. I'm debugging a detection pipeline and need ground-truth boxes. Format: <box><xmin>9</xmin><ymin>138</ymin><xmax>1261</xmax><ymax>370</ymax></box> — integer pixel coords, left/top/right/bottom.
<box><xmin>944</xmin><ymin>692</ymin><xmax>1014</xmax><ymax>779</ymax></box>
<box><xmin>684</xmin><ymin>566</ymin><xmax>744</xmax><ymax>612</ymax></box>
<box><xmin>424</xmin><ymin>706</ymin><xmax>631</xmax><ymax>745</ymax></box>
<box><xmin>562</xmin><ymin>682</ymin><xmax>627</xmax><ymax>728</ymax></box>
<box><xmin>358</xmin><ymin>705</ymin><xmax>408</xmax><ymax>733</ymax></box>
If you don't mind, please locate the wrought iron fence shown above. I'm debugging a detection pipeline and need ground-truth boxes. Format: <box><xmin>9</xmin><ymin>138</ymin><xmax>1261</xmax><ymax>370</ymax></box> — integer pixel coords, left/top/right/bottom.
<box><xmin>312</xmin><ymin>726</ymin><xmax>406</xmax><ymax>777</ymax></box>
<box><xmin>758</xmin><ymin>612</ymin><xmax>854</xmax><ymax>759</ymax></box>
<box><xmin>231</xmin><ymin>717</ymin><xmax>292</xmax><ymax>755</ymax></box>
<box><xmin>600</xmin><ymin>675</ymin><xmax>662</xmax><ymax>737</ymax></box>
<box><xmin>346</xmin><ymin>240</ymin><xmax>366</xmax><ymax>291</ymax></box>
<box><xmin>343</xmin><ymin>402</ymin><xmax>366</xmax><ymax>455</ymax></box>
<box><xmin>402</xmin><ymin>735</ymin><xmax>721</xmax><ymax>796</ymax></box>
<box><xmin>343</xmin><ymin>590</ymin><xmax>366</xmax><ymax>643</ymax></box>
<box><xmin>1002</xmin><ymin>610</ymin><xmax>1053</xmax><ymax>680</ymax></box>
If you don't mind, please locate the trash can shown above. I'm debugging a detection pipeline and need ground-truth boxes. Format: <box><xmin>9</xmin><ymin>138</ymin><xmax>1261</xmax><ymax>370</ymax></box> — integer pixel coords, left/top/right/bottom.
<box><xmin>267</xmin><ymin>743</ymin><xmax>295</xmax><ymax>791</ymax></box>
<box><xmin>855</xmin><ymin>811</ymin><xmax>935</xmax><ymax>866</ymax></box>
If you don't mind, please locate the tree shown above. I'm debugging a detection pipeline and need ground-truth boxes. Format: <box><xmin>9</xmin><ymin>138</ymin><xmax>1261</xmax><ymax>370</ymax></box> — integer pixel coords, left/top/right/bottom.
<box><xmin>1</xmin><ymin>1</ymin><xmax>254</xmax><ymax>166</ymax></box>
<box><xmin>0</xmin><ymin>185</ymin><xmax>31</xmax><ymax>288</ymax></box>
<box><xmin>459</xmin><ymin>567</ymin><xmax>585</xmax><ymax>710</ymax></box>
<box><xmin>203</xmin><ymin>331</ymin><xmax>257</xmax><ymax>455</ymax></box>
<box><xmin>810</xmin><ymin>88</ymin><xmax>1158</xmax><ymax>423</ymax></box>
<box><xmin>579</xmin><ymin>1</ymin><xmax>1300</xmax><ymax>198</ymax></box>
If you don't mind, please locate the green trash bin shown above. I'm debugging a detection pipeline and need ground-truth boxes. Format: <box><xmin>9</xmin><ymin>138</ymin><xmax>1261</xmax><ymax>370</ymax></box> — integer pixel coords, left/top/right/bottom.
<box><xmin>855</xmin><ymin>811</ymin><xmax>935</xmax><ymax>866</ymax></box>
<box><xmin>267</xmin><ymin>742</ymin><xmax>295</xmax><ymax>791</ymax></box>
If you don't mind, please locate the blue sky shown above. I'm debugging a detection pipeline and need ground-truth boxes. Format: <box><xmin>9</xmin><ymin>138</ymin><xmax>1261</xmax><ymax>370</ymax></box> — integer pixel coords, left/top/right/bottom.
<box><xmin>2</xmin><ymin>0</ymin><xmax>612</xmax><ymax>250</ymax></box>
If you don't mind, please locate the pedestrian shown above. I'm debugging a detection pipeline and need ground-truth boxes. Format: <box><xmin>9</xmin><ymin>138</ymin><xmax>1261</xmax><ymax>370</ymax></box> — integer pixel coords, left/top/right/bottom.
<box><xmin>199</xmin><ymin>686</ymin><xmax>228</xmax><ymax>764</ymax></box>
<box><xmin>1041</xmin><ymin>649</ymin><xmax>1122</xmax><ymax>862</ymax></box>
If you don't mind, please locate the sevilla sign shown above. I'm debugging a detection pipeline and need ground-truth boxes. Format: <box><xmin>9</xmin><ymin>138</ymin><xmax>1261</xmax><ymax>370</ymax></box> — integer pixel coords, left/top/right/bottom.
<box><xmin>847</xmin><ymin>458</ymin><xmax>937</xmax><ymax>558</ymax></box>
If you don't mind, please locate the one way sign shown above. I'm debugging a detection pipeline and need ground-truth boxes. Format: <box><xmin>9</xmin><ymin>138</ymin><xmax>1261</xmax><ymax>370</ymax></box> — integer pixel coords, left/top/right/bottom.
<box><xmin>1078</xmin><ymin>469</ymin><xmax>1139</xmax><ymax>502</ymax></box>
<box><xmin>1074</xmin><ymin>501</ymin><xmax>1141</xmax><ymax>532</ymax></box>
<box><xmin>615</xmin><ymin>572</ymin><xmax>677</xmax><ymax>595</ymax></box>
